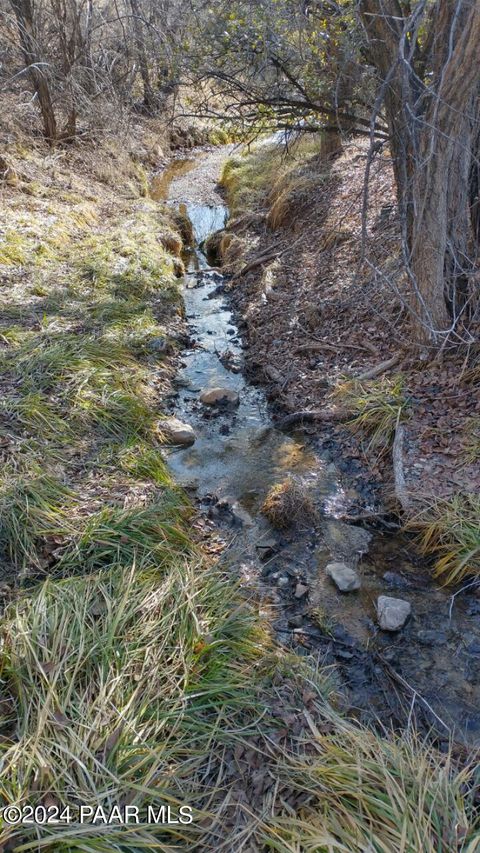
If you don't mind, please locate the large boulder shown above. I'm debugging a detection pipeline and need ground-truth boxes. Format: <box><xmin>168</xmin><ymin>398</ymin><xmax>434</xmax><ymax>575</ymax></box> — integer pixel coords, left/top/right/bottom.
<box><xmin>157</xmin><ymin>417</ymin><xmax>196</xmax><ymax>447</ymax></box>
<box><xmin>377</xmin><ymin>596</ymin><xmax>411</xmax><ymax>631</ymax></box>
<box><xmin>326</xmin><ymin>562</ymin><xmax>361</xmax><ymax>592</ymax></box>
<box><xmin>199</xmin><ymin>387</ymin><xmax>239</xmax><ymax>408</ymax></box>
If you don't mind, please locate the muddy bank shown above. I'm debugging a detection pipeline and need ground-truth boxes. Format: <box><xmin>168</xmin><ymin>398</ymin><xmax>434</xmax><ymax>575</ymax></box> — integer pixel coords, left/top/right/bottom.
<box><xmin>153</xmin><ymin>147</ymin><xmax>480</xmax><ymax>748</ymax></box>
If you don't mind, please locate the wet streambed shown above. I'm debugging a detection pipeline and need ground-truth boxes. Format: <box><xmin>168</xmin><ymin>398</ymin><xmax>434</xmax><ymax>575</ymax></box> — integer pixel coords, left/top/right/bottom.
<box><xmin>154</xmin><ymin>152</ymin><xmax>480</xmax><ymax>746</ymax></box>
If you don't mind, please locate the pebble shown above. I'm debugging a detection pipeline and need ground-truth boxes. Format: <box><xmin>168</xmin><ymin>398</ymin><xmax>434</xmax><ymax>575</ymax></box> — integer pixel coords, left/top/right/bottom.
<box><xmin>295</xmin><ymin>583</ymin><xmax>309</xmax><ymax>598</ymax></box>
<box><xmin>199</xmin><ymin>387</ymin><xmax>240</xmax><ymax>407</ymax></box>
<box><xmin>147</xmin><ymin>335</ymin><xmax>171</xmax><ymax>354</ymax></box>
<box><xmin>383</xmin><ymin>571</ymin><xmax>411</xmax><ymax>589</ymax></box>
<box><xmin>326</xmin><ymin>562</ymin><xmax>361</xmax><ymax>592</ymax></box>
<box><xmin>157</xmin><ymin>417</ymin><xmax>196</xmax><ymax>446</ymax></box>
<box><xmin>377</xmin><ymin>596</ymin><xmax>411</xmax><ymax>631</ymax></box>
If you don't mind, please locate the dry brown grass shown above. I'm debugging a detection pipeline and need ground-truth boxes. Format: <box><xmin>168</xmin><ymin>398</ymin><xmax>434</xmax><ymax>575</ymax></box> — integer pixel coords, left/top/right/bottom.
<box><xmin>220</xmin><ymin>232</ymin><xmax>247</xmax><ymax>271</ymax></box>
<box><xmin>261</xmin><ymin>476</ymin><xmax>317</xmax><ymax>528</ymax></box>
<box><xmin>266</xmin><ymin>171</ymin><xmax>322</xmax><ymax>230</ymax></box>
<box><xmin>159</xmin><ymin>229</ymin><xmax>183</xmax><ymax>256</ymax></box>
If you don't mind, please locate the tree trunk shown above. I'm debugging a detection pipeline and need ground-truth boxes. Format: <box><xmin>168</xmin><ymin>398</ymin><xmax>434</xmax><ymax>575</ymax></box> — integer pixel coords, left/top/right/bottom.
<box><xmin>129</xmin><ymin>0</ymin><xmax>157</xmax><ymax>112</ymax></box>
<box><xmin>10</xmin><ymin>0</ymin><xmax>58</xmax><ymax>143</ymax></box>
<box><xmin>359</xmin><ymin>0</ymin><xmax>480</xmax><ymax>345</ymax></box>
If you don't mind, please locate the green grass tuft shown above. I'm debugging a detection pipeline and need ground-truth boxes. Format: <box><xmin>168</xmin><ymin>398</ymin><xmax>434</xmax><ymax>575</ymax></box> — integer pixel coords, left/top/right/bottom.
<box><xmin>58</xmin><ymin>501</ymin><xmax>194</xmax><ymax>575</ymax></box>
<box><xmin>0</xmin><ymin>473</ymin><xmax>75</xmax><ymax>569</ymax></box>
<box><xmin>333</xmin><ymin>374</ymin><xmax>410</xmax><ymax>456</ymax></box>
<box><xmin>408</xmin><ymin>493</ymin><xmax>480</xmax><ymax>585</ymax></box>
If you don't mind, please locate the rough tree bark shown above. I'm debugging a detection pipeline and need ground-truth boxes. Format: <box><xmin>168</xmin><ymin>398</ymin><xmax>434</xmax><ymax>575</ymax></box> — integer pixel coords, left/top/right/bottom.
<box><xmin>359</xmin><ymin>0</ymin><xmax>480</xmax><ymax>345</ymax></box>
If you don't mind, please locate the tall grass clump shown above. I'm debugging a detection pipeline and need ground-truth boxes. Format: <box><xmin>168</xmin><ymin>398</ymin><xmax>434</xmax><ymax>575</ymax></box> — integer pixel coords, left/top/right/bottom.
<box><xmin>3</xmin><ymin>334</ymin><xmax>142</xmax><ymax>393</ymax></box>
<box><xmin>0</xmin><ymin>561</ymin><xmax>267</xmax><ymax>851</ymax></box>
<box><xmin>261</xmin><ymin>715</ymin><xmax>479</xmax><ymax>852</ymax></box>
<box><xmin>220</xmin><ymin>136</ymin><xmax>324</xmax><ymax>219</ymax></box>
<box><xmin>0</xmin><ymin>472</ymin><xmax>76</xmax><ymax>569</ymax></box>
<box><xmin>333</xmin><ymin>374</ymin><xmax>410</xmax><ymax>456</ymax></box>
<box><xmin>408</xmin><ymin>494</ymin><xmax>480</xmax><ymax>585</ymax></box>
<box><xmin>58</xmin><ymin>500</ymin><xmax>194</xmax><ymax>575</ymax></box>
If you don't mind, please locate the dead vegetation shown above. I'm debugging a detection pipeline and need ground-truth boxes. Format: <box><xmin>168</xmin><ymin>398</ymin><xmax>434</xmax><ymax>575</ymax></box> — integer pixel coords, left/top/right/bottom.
<box><xmin>261</xmin><ymin>476</ymin><xmax>317</xmax><ymax>529</ymax></box>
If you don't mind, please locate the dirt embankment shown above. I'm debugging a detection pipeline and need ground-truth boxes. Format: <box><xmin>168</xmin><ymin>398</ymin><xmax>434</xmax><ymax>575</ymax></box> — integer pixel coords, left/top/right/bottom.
<box><xmin>214</xmin><ymin>139</ymin><xmax>480</xmax><ymax>571</ymax></box>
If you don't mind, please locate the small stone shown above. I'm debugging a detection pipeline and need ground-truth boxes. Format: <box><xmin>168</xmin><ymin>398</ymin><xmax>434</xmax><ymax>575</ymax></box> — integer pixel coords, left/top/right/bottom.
<box><xmin>199</xmin><ymin>387</ymin><xmax>240</xmax><ymax>407</ymax></box>
<box><xmin>288</xmin><ymin>614</ymin><xmax>304</xmax><ymax>628</ymax></box>
<box><xmin>147</xmin><ymin>335</ymin><xmax>170</xmax><ymax>354</ymax></box>
<box><xmin>295</xmin><ymin>583</ymin><xmax>309</xmax><ymax>599</ymax></box>
<box><xmin>277</xmin><ymin>576</ymin><xmax>289</xmax><ymax>588</ymax></box>
<box><xmin>377</xmin><ymin>596</ymin><xmax>411</xmax><ymax>631</ymax></box>
<box><xmin>326</xmin><ymin>562</ymin><xmax>361</xmax><ymax>592</ymax></box>
<box><xmin>157</xmin><ymin>417</ymin><xmax>195</xmax><ymax>446</ymax></box>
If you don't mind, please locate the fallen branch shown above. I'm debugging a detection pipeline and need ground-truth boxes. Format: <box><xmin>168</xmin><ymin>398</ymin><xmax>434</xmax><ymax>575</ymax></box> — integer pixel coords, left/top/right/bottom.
<box><xmin>234</xmin><ymin>249</ymin><xmax>281</xmax><ymax>278</ymax></box>
<box><xmin>392</xmin><ymin>422</ymin><xmax>410</xmax><ymax>511</ymax></box>
<box><xmin>295</xmin><ymin>341</ymin><xmax>379</xmax><ymax>355</ymax></box>
<box><xmin>356</xmin><ymin>353</ymin><xmax>400</xmax><ymax>381</ymax></box>
<box><xmin>336</xmin><ymin>510</ymin><xmax>400</xmax><ymax>527</ymax></box>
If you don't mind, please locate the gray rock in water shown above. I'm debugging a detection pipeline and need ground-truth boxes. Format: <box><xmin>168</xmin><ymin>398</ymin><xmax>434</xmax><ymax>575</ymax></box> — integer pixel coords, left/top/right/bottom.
<box><xmin>377</xmin><ymin>595</ymin><xmax>411</xmax><ymax>631</ymax></box>
<box><xmin>199</xmin><ymin>387</ymin><xmax>240</xmax><ymax>407</ymax></box>
<box><xmin>326</xmin><ymin>562</ymin><xmax>361</xmax><ymax>592</ymax></box>
<box><xmin>157</xmin><ymin>417</ymin><xmax>196</xmax><ymax>447</ymax></box>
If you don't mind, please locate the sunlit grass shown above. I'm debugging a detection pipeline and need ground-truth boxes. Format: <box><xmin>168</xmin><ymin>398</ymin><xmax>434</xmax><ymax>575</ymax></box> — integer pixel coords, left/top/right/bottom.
<box><xmin>117</xmin><ymin>441</ymin><xmax>174</xmax><ymax>486</ymax></box>
<box><xmin>261</xmin><ymin>717</ymin><xmax>479</xmax><ymax>852</ymax></box>
<box><xmin>2</xmin><ymin>334</ymin><xmax>143</xmax><ymax>393</ymax></box>
<box><xmin>407</xmin><ymin>493</ymin><xmax>480</xmax><ymax>585</ymax></box>
<box><xmin>58</xmin><ymin>500</ymin><xmax>194</xmax><ymax>575</ymax></box>
<box><xmin>0</xmin><ymin>560</ymin><xmax>266</xmax><ymax>850</ymax></box>
<box><xmin>0</xmin><ymin>472</ymin><xmax>76</xmax><ymax>569</ymax></box>
<box><xmin>1</xmin><ymin>391</ymin><xmax>71</xmax><ymax>439</ymax></box>
<box><xmin>1</xmin><ymin>133</ymin><xmax>479</xmax><ymax>853</ymax></box>
<box><xmin>333</xmin><ymin>374</ymin><xmax>410</xmax><ymax>456</ymax></box>
<box><xmin>220</xmin><ymin>135</ymin><xmax>324</xmax><ymax>218</ymax></box>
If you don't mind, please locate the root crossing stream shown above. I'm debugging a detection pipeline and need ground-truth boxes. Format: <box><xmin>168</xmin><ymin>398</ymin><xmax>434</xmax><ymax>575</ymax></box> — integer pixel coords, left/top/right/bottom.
<box><xmin>154</xmin><ymin>149</ymin><xmax>480</xmax><ymax>747</ymax></box>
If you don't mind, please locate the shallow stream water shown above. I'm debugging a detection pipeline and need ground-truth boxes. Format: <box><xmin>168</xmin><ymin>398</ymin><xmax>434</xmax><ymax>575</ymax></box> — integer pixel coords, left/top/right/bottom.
<box><xmin>154</xmin><ymin>152</ymin><xmax>480</xmax><ymax>746</ymax></box>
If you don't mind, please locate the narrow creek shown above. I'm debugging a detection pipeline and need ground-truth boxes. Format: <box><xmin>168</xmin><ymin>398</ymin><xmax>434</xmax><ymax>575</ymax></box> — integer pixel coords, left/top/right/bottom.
<box><xmin>153</xmin><ymin>149</ymin><xmax>480</xmax><ymax>747</ymax></box>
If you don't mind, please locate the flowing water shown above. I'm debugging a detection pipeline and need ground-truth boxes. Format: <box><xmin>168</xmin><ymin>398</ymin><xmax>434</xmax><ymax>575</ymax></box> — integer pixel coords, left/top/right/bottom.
<box><xmin>155</xmin><ymin>152</ymin><xmax>480</xmax><ymax>746</ymax></box>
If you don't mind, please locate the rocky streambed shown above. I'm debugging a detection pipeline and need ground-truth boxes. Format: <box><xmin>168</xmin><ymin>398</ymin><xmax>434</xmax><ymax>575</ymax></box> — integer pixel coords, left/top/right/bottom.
<box><xmin>153</xmin><ymin>148</ymin><xmax>480</xmax><ymax>747</ymax></box>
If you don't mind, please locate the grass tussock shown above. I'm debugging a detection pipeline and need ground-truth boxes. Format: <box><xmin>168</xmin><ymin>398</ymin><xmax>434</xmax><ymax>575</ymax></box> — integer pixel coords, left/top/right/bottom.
<box><xmin>58</xmin><ymin>500</ymin><xmax>194</xmax><ymax>575</ymax></box>
<box><xmin>0</xmin><ymin>560</ymin><xmax>268</xmax><ymax>851</ymax></box>
<box><xmin>0</xmin><ymin>473</ymin><xmax>76</xmax><ymax>570</ymax></box>
<box><xmin>408</xmin><ymin>493</ymin><xmax>480</xmax><ymax>585</ymax></box>
<box><xmin>261</xmin><ymin>476</ymin><xmax>317</xmax><ymax>529</ymax></box>
<box><xmin>261</xmin><ymin>718</ymin><xmax>479</xmax><ymax>852</ymax></box>
<box><xmin>1</xmin><ymin>560</ymin><xmax>478</xmax><ymax>851</ymax></box>
<box><xmin>333</xmin><ymin>374</ymin><xmax>410</xmax><ymax>455</ymax></box>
